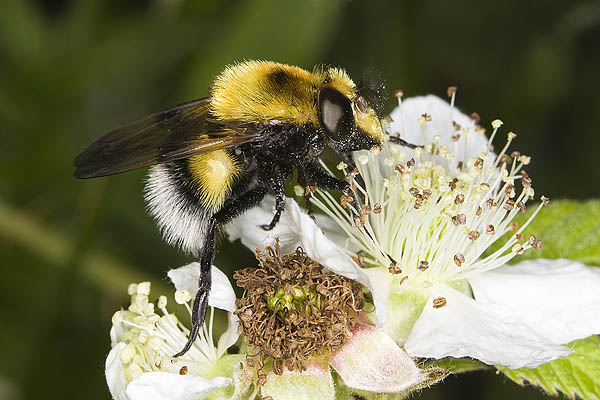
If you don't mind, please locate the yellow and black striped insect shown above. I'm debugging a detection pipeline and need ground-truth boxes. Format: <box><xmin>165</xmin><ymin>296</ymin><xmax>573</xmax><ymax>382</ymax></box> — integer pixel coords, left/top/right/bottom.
<box><xmin>74</xmin><ymin>60</ymin><xmax>390</xmax><ymax>355</ymax></box>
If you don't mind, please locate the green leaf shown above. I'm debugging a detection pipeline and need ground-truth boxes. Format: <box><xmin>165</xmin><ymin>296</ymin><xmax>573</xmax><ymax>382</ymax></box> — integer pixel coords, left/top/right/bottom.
<box><xmin>498</xmin><ymin>335</ymin><xmax>600</xmax><ymax>400</ymax></box>
<box><xmin>486</xmin><ymin>200</ymin><xmax>600</xmax><ymax>265</ymax></box>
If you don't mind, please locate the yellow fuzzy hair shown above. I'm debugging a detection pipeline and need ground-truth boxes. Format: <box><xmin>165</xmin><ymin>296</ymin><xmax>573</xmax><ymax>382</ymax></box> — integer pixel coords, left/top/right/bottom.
<box><xmin>209</xmin><ymin>60</ymin><xmax>357</xmax><ymax>125</ymax></box>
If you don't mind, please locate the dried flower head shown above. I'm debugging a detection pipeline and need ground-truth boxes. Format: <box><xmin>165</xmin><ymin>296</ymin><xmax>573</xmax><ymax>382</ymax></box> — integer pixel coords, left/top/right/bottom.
<box><xmin>234</xmin><ymin>240</ymin><xmax>363</xmax><ymax>377</ymax></box>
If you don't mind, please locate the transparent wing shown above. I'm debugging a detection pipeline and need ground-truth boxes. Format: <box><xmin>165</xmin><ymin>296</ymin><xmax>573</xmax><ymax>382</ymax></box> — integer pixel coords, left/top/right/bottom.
<box><xmin>74</xmin><ymin>98</ymin><xmax>259</xmax><ymax>178</ymax></box>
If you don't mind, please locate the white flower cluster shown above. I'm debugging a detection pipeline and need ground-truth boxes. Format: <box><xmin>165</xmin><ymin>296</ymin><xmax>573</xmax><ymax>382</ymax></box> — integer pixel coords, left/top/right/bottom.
<box><xmin>106</xmin><ymin>265</ymin><xmax>239</xmax><ymax>400</ymax></box>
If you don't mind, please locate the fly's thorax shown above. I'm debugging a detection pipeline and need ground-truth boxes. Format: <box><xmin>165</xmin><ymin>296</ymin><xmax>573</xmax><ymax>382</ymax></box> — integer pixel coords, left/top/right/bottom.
<box><xmin>209</xmin><ymin>61</ymin><xmax>321</xmax><ymax>125</ymax></box>
<box><xmin>209</xmin><ymin>61</ymin><xmax>383</xmax><ymax>154</ymax></box>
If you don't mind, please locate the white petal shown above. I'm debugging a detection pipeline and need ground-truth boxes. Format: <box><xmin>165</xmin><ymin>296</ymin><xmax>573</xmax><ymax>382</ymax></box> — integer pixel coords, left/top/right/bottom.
<box><xmin>330</xmin><ymin>324</ymin><xmax>427</xmax><ymax>393</ymax></box>
<box><xmin>110</xmin><ymin>324</ymin><xmax>125</xmax><ymax>347</ymax></box>
<box><xmin>387</xmin><ymin>95</ymin><xmax>491</xmax><ymax>163</ymax></box>
<box><xmin>470</xmin><ymin>258</ymin><xmax>600</xmax><ymax>345</ymax></box>
<box><xmin>261</xmin><ymin>360</ymin><xmax>335</xmax><ymax>400</ymax></box>
<box><xmin>106</xmin><ymin>343</ymin><xmax>128</xmax><ymax>400</ymax></box>
<box><xmin>227</xmin><ymin>196</ymin><xmax>387</xmax><ymax>325</ymax></box>
<box><xmin>125</xmin><ymin>372</ymin><xmax>230</xmax><ymax>400</ymax></box>
<box><xmin>216</xmin><ymin>312</ymin><xmax>239</xmax><ymax>357</ymax></box>
<box><xmin>167</xmin><ymin>265</ymin><xmax>236</xmax><ymax>312</ymax></box>
<box><xmin>314</xmin><ymin>212</ymin><xmax>361</xmax><ymax>254</ymax></box>
<box><xmin>404</xmin><ymin>285</ymin><xmax>572</xmax><ymax>369</ymax></box>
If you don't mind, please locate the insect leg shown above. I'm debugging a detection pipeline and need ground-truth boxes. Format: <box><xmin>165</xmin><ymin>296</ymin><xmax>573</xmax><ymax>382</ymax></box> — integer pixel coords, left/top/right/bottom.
<box><xmin>297</xmin><ymin>171</ymin><xmax>316</xmax><ymax>221</ymax></box>
<box><xmin>261</xmin><ymin>179</ymin><xmax>285</xmax><ymax>231</ymax></box>
<box><xmin>302</xmin><ymin>162</ymin><xmax>362</xmax><ymax>215</ymax></box>
<box><xmin>174</xmin><ymin>185</ymin><xmax>268</xmax><ymax>357</ymax></box>
<box><xmin>301</xmin><ymin>162</ymin><xmax>349</xmax><ymax>192</ymax></box>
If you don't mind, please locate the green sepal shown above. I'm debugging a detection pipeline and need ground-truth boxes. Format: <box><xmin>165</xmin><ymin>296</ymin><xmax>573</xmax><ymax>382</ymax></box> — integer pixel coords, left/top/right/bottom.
<box><xmin>485</xmin><ymin>200</ymin><xmax>600</xmax><ymax>265</ymax></box>
<box><xmin>424</xmin><ymin>357</ymin><xmax>489</xmax><ymax>374</ymax></box>
<box><xmin>206</xmin><ymin>354</ymin><xmax>253</xmax><ymax>400</ymax></box>
<box><xmin>260</xmin><ymin>358</ymin><xmax>335</xmax><ymax>400</ymax></box>
<box><xmin>497</xmin><ymin>335</ymin><xmax>600</xmax><ymax>400</ymax></box>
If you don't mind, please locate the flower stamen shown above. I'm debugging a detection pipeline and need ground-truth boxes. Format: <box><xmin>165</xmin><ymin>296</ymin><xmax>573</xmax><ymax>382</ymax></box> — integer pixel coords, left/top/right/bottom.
<box><xmin>234</xmin><ymin>240</ymin><xmax>364</xmax><ymax>376</ymax></box>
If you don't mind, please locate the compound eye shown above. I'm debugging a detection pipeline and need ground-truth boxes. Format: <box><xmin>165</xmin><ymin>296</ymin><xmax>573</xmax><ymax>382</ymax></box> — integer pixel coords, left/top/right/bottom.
<box><xmin>355</xmin><ymin>96</ymin><xmax>367</xmax><ymax>113</ymax></box>
<box><xmin>318</xmin><ymin>87</ymin><xmax>353</xmax><ymax>142</ymax></box>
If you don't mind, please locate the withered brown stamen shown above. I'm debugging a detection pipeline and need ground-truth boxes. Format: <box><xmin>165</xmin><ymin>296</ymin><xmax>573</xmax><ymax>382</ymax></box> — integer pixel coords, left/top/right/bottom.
<box><xmin>234</xmin><ymin>240</ymin><xmax>364</xmax><ymax>377</ymax></box>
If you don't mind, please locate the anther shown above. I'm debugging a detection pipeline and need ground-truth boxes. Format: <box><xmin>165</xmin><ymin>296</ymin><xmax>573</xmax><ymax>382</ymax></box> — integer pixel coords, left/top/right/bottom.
<box><xmin>468</xmin><ymin>230</ymin><xmax>480</xmax><ymax>241</ymax></box>
<box><xmin>541</xmin><ymin>195</ymin><xmax>550</xmax><ymax>206</ymax></box>
<box><xmin>505</xmin><ymin>184</ymin><xmax>515</xmax><ymax>198</ymax></box>
<box><xmin>500</xmin><ymin>154</ymin><xmax>512</xmax><ymax>165</ymax></box>
<box><xmin>352</xmin><ymin>254</ymin><xmax>365</xmax><ymax>267</ymax></box>
<box><xmin>528</xmin><ymin>235</ymin><xmax>537</xmax><ymax>246</ymax></box>
<box><xmin>388</xmin><ymin>264</ymin><xmax>402</xmax><ymax>275</ymax></box>
<box><xmin>340</xmin><ymin>195</ymin><xmax>354</xmax><ymax>209</ymax></box>
<box><xmin>491</xmin><ymin>119</ymin><xmax>504</xmax><ymax>129</ymax></box>
<box><xmin>418</xmin><ymin>261</ymin><xmax>429</xmax><ymax>271</ymax></box>
<box><xmin>486</xmin><ymin>224</ymin><xmax>496</xmax><ymax>235</ymax></box>
<box><xmin>305</xmin><ymin>186</ymin><xmax>316</xmax><ymax>196</ymax></box>
<box><xmin>454</xmin><ymin>253</ymin><xmax>465</xmax><ymax>267</ymax></box>
<box><xmin>452</xmin><ymin>214</ymin><xmax>467</xmax><ymax>226</ymax></box>
<box><xmin>433</xmin><ymin>297</ymin><xmax>447</xmax><ymax>309</ymax></box>
<box><xmin>354</xmin><ymin>215</ymin><xmax>365</xmax><ymax>228</ymax></box>
<box><xmin>519</xmin><ymin>155</ymin><xmax>531</xmax><ymax>165</ymax></box>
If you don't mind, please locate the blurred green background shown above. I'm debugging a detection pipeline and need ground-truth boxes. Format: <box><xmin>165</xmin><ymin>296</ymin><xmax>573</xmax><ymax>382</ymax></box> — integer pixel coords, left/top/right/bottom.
<box><xmin>1</xmin><ymin>0</ymin><xmax>599</xmax><ymax>399</ymax></box>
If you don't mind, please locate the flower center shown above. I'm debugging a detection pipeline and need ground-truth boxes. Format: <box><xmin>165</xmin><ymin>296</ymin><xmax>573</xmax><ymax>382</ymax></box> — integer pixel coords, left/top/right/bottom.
<box><xmin>234</xmin><ymin>240</ymin><xmax>364</xmax><ymax>377</ymax></box>
<box><xmin>310</xmin><ymin>95</ymin><xmax>548</xmax><ymax>294</ymax></box>
<box><xmin>267</xmin><ymin>286</ymin><xmax>321</xmax><ymax>315</ymax></box>
<box><xmin>112</xmin><ymin>282</ymin><xmax>222</xmax><ymax>383</ymax></box>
